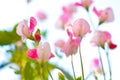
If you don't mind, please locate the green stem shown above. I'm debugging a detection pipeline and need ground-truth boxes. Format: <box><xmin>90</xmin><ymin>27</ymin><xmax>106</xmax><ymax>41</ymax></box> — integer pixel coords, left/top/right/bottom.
<box><xmin>46</xmin><ymin>63</ymin><xmax>54</xmax><ymax>80</ymax></box>
<box><xmin>106</xmin><ymin>52</ymin><xmax>112</xmax><ymax>80</ymax></box>
<box><xmin>79</xmin><ymin>44</ymin><xmax>84</xmax><ymax>80</ymax></box>
<box><xmin>41</xmin><ymin>61</ymin><xmax>45</xmax><ymax>80</ymax></box>
<box><xmin>47</xmin><ymin>68</ymin><xmax>54</xmax><ymax>80</ymax></box>
<box><xmin>105</xmin><ymin>46</ymin><xmax>112</xmax><ymax>80</ymax></box>
<box><xmin>98</xmin><ymin>47</ymin><xmax>106</xmax><ymax>80</ymax></box>
<box><xmin>94</xmin><ymin>73</ymin><xmax>98</xmax><ymax>80</ymax></box>
<box><xmin>85</xmin><ymin>72</ymin><xmax>93</xmax><ymax>80</ymax></box>
<box><xmin>88</xmin><ymin>9</ymin><xmax>96</xmax><ymax>31</ymax></box>
<box><xmin>71</xmin><ymin>55</ymin><xmax>77</xmax><ymax>80</ymax></box>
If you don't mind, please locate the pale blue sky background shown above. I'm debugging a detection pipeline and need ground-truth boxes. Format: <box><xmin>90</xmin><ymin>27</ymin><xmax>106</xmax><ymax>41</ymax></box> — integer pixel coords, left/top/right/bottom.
<box><xmin>0</xmin><ymin>0</ymin><xmax>120</xmax><ymax>80</ymax></box>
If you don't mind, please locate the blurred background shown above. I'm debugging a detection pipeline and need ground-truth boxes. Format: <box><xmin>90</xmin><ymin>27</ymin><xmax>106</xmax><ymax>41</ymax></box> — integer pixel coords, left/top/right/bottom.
<box><xmin>0</xmin><ymin>0</ymin><xmax>120</xmax><ymax>80</ymax></box>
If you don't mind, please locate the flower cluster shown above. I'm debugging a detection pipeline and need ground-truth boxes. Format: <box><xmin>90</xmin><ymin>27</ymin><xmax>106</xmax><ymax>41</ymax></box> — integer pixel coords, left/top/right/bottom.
<box><xmin>16</xmin><ymin>17</ymin><xmax>54</xmax><ymax>62</ymax></box>
<box><xmin>15</xmin><ymin>0</ymin><xmax>117</xmax><ymax>80</ymax></box>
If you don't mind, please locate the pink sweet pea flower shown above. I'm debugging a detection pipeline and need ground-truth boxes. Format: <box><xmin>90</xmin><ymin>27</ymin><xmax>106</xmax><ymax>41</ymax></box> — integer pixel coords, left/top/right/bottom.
<box><xmin>37</xmin><ymin>42</ymin><xmax>54</xmax><ymax>62</ymax></box>
<box><xmin>55</xmin><ymin>29</ymin><xmax>81</xmax><ymax>56</ymax></box>
<box><xmin>56</xmin><ymin>13</ymin><xmax>71</xmax><ymax>29</ymax></box>
<box><xmin>72</xmin><ymin>18</ymin><xmax>91</xmax><ymax>38</ymax></box>
<box><xmin>90</xmin><ymin>58</ymin><xmax>102</xmax><ymax>76</ymax></box>
<box><xmin>93</xmin><ymin>7</ymin><xmax>114</xmax><ymax>24</ymax></box>
<box><xmin>62</xmin><ymin>4</ymin><xmax>77</xmax><ymax>15</ymax></box>
<box><xmin>36</xmin><ymin>11</ymin><xmax>47</xmax><ymax>21</ymax></box>
<box><xmin>75</xmin><ymin>0</ymin><xmax>93</xmax><ymax>10</ymax></box>
<box><xmin>54</xmin><ymin>40</ymin><xmax>65</xmax><ymax>49</ymax></box>
<box><xmin>16</xmin><ymin>17</ymin><xmax>37</xmax><ymax>40</ymax></box>
<box><xmin>27</xmin><ymin>42</ymin><xmax>54</xmax><ymax>62</ymax></box>
<box><xmin>91</xmin><ymin>30</ymin><xmax>111</xmax><ymax>48</ymax></box>
<box><xmin>56</xmin><ymin>4</ymin><xmax>77</xmax><ymax>29</ymax></box>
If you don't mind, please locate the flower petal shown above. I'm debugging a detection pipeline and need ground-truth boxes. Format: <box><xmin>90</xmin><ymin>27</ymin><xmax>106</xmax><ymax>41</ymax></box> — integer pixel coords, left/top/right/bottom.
<box><xmin>27</xmin><ymin>49</ymin><xmax>38</xmax><ymax>60</ymax></box>
<box><xmin>29</xmin><ymin>17</ymin><xmax>37</xmax><ymax>33</ymax></box>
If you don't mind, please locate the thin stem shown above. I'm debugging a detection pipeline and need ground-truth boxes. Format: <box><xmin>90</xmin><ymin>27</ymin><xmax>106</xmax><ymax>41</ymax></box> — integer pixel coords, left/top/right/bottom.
<box><xmin>47</xmin><ymin>68</ymin><xmax>54</xmax><ymax>80</ymax></box>
<box><xmin>88</xmin><ymin>10</ymin><xmax>96</xmax><ymax>31</ymax></box>
<box><xmin>46</xmin><ymin>63</ymin><xmax>54</xmax><ymax>80</ymax></box>
<box><xmin>98</xmin><ymin>47</ymin><xmax>106</xmax><ymax>80</ymax></box>
<box><xmin>71</xmin><ymin>55</ymin><xmax>77</xmax><ymax>80</ymax></box>
<box><xmin>105</xmin><ymin>45</ymin><xmax>112</xmax><ymax>80</ymax></box>
<box><xmin>106</xmin><ymin>52</ymin><xmax>112</xmax><ymax>80</ymax></box>
<box><xmin>94</xmin><ymin>73</ymin><xmax>98</xmax><ymax>80</ymax></box>
<box><xmin>85</xmin><ymin>72</ymin><xmax>93</xmax><ymax>80</ymax></box>
<box><xmin>79</xmin><ymin>44</ymin><xmax>84</xmax><ymax>80</ymax></box>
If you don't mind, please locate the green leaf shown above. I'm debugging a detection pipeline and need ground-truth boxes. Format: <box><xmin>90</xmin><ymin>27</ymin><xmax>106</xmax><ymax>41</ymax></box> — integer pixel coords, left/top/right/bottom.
<box><xmin>0</xmin><ymin>23</ymin><xmax>21</xmax><ymax>45</ymax></box>
<box><xmin>41</xmin><ymin>30</ymin><xmax>47</xmax><ymax>38</ymax></box>
<box><xmin>58</xmin><ymin>72</ymin><xmax>65</xmax><ymax>80</ymax></box>
<box><xmin>53</xmin><ymin>64</ymin><xmax>73</xmax><ymax>80</ymax></box>
<box><xmin>24</xmin><ymin>61</ymin><xmax>34</xmax><ymax>80</ymax></box>
<box><xmin>76</xmin><ymin>76</ymin><xmax>82</xmax><ymax>80</ymax></box>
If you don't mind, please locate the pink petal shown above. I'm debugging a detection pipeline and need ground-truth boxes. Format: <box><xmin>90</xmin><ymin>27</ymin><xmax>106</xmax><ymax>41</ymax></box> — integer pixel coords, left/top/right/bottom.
<box><xmin>108</xmin><ymin>41</ymin><xmax>117</xmax><ymax>49</ymax></box>
<box><xmin>37</xmin><ymin>42</ymin><xmax>51</xmax><ymax>61</ymax></box>
<box><xmin>104</xmin><ymin>31</ymin><xmax>111</xmax><ymax>42</ymax></box>
<box><xmin>36</xmin><ymin>11</ymin><xmax>47</xmax><ymax>21</ymax></box>
<box><xmin>27</xmin><ymin>49</ymin><xmax>38</xmax><ymax>60</ymax></box>
<box><xmin>67</xmin><ymin>29</ymin><xmax>73</xmax><ymax>39</ymax></box>
<box><xmin>29</xmin><ymin>17</ymin><xmax>37</xmax><ymax>33</ymax></box>
<box><xmin>105</xmin><ymin>8</ymin><xmax>114</xmax><ymax>22</ymax></box>
<box><xmin>62</xmin><ymin>6</ymin><xmax>67</xmax><ymax>13</ymax></box>
<box><xmin>72</xmin><ymin>18</ymin><xmax>91</xmax><ymax>37</ymax></box>
<box><xmin>93</xmin><ymin>58</ymin><xmax>99</xmax><ymax>67</ymax></box>
<box><xmin>60</xmin><ymin>13</ymin><xmax>70</xmax><ymax>22</ymax></box>
<box><xmin>16</xmin><ymin>20</ymin><xmax>29</xmax><ymax>40</ymax></box>
<box><xmin>74</xmin><ymin>2</ymin><xmax>84</xmax><ymax>7</ymax></box>
<box><xmin>49</xmin><ymin>53</ymin><xmax>55</xmax><ymax>59</ymax></box>
<box><xmin>93</xmin><ymin>7</ymin><xmax>101</xmax><ymax>17</ymax></box>
<box><xmin>55</xmin><ymin>40</ymin><xmax>65</xmax><ymax>48</ymax></box>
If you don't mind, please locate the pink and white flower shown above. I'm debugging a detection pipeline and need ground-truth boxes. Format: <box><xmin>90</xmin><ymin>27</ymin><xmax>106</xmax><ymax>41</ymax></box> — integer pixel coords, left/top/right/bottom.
<box><xmin>91</xmin><ymin>30</ymin><xmax>117</xmax><ymax>49</ymax></box>
<box><xmin>75</xmin><ymin>0</ymin><xmax>93</xmax><ymax>10</ymax></box>
<box><xmin>27</xmin><ymin>42</ymin><xmax>54</xmax><ymax>62</ymax></box>
<box><xmin>55</xmin><ymin>29</ymin><xmax>81</xmax><ymax>56</ymax></box>
<box><xmin>90</xmin><ymin>58</ymin><xmax>102</xmax><ymax>76</ymax></box>
<box><xmin>93</xmin><ymin>7</ymin><xmax>114</xmax><ymax>24</ymax></box>
<box><xmin>72</xmin><ymin>18</ymin><xmax>91</xmax><ymax>38</ymax></box>
<box><xmin>56</xmin><ymin>4</ymin><xmax>77</xmax><ymax>29</ymax></box>
<box><xmin>36</xmin><ymin>11</ymin><xmax>47</xmax><ymax>21</ymax></box>
<box><xmin>16</xmin><ymin>17</ymin><xmax>37</xmax><ymax>40</ymax></box>
<box><xmin>91</xmin><ymin>30</ymin><xmax>111</xmax><ymax>48</ymax></box>
<box><xmin>62</xmin><ymin>4</ymin><xmax>77</xmax><ymax>15</ymax></box>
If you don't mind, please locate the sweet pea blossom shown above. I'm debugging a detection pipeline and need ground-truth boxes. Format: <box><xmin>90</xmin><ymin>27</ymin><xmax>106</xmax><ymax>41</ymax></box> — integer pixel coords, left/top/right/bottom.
<box><xmin>54</xmin><ymin>39</ymin><xmax>65</xmax><ymax>49</ymax></box>
<box><xmin>56</xmin><ymin>4</ymin><xmax>77</xmax><ymax>29</ymax></box>
<box><xmin>16</xmin><ymin>17</ymin><xmax>37</xmax><ymax>40</ymax></box>
<box><xmin>75</xmin><ymin>0</ymin><xmax>93</xmax><ymax>10</ymax></box>
<box><xmin>55</xmin><ymin>29</ymin><xmax>81</xmax><ymax>56</ymax></box>
<box><xmin>90</xmin><ymin>58</ymin><xmax>102</xmax><ymax>76</ymax></box>
<box><xmin>72</xmin><ymin>18</ymin><xmax>91</xmax><ymax>38</ymax></box>
<box><xmin>93</xmin><ymin>7</ymin><xmax>114</xmax><ymax>24</ymax></box>
<box><xmin>62</xmin><ymin>4</ymin><xmax>77</xmax><ymax>15</ymax></box>
<box><xmin>91</xmin><ymin>30</ymin><xmax>111</xmax><ymax>48</ymax></box>
<box><xmin>91</xmin><ymin>30</ymin><xmax>117</xmax><ymax>49</ymax></box>
<box><xmin>36</xmin><ymin>11</ymin><xmax>47</xmax><ymax>21</ymax></box>
<box><xmin>56</xmin><ymin>13</ymin><xmax>71</xmax><ymax>29</ymax></box>
<box><xmin>27</xmin><ymin>42</ymin><xmax>54</xmax><ymax>62</ymax></box>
